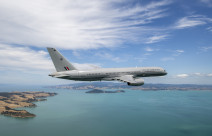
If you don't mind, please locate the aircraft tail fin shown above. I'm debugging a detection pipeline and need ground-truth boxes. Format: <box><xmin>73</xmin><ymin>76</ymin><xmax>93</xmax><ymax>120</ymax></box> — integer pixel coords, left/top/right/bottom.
<box><xmin>47</xmin><ymin>47</ymin><xmax>77</xmax><ymax>72</ymax></box>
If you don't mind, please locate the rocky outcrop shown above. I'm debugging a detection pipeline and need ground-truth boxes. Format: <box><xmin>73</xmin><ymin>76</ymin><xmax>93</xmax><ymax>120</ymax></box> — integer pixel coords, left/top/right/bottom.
<box><xmin>0</xmin><ymin>92</ymin><xmax>57</xmax><ymax>118</ymax></box>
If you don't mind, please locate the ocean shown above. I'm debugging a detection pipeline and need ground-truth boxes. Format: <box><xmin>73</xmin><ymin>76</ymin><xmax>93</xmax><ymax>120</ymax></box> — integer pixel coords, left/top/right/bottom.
<box><xmin>0</xmin><ymin>86</ymin><xmax>212</xmax><ymax>136</ymax></box>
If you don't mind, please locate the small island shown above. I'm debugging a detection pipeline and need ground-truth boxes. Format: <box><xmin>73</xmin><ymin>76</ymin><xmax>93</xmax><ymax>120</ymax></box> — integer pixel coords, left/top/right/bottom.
<box><xmin>86</xmin><ymin>89</ymin><xmax>125</xmax><ymax>93</ymax></box>
<box><xmin>0</xmin><ymin>91</ymin><xmax>57</xmax><ymax>118</ymax></box>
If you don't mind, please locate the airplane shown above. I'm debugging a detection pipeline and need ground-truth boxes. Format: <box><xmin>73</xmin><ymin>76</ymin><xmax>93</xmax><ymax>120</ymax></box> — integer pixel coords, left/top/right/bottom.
<box><xmin>47</xmin><ymin>47</ymin><xmax>167</xmax><ymax>86</ymax></box>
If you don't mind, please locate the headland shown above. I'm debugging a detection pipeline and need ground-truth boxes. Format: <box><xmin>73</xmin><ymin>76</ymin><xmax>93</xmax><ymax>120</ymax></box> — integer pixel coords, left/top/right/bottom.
<box><xmin>0</xmin><ymin>91</ymin><xmax>57</xmax><ymax>118</ymax></box>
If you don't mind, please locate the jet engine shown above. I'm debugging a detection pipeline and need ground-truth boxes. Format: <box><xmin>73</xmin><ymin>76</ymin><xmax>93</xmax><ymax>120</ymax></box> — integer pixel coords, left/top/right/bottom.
<box><xmin>127</xmin><ymin>78</ymin><xmax>144</xmax><ymax>86</ymax></box>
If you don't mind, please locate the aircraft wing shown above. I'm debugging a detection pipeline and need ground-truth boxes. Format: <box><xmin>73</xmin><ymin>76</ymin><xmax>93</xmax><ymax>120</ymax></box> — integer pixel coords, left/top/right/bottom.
<box><xmin>114</xmin><ymin>75</ymin><xmax>137</xmax><ymax>83</ymax></box>
<box><xmin>104</xmin><ymin>75</ymin><xmax>144</xmax><ymax>86</ymax></box>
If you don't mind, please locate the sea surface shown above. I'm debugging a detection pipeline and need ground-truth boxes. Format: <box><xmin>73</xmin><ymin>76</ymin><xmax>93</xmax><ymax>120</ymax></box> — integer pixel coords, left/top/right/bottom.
<box><xmin>0</xmin><ymin>86</ymin><xmax>212</xmax><ymax>136</ymax></box>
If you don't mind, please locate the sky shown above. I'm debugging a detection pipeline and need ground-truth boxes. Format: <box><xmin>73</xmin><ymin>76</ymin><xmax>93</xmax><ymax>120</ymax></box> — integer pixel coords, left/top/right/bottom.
<box><xmin>0</xmin><ymin>0</ymin><xmax>212</xmax><ymax>85</ymax></box>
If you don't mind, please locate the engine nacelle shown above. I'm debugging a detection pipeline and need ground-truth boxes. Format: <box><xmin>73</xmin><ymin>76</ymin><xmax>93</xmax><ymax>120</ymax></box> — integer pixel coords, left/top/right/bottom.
<box><xmin>127</xmin><ymin>78</ymin><xmax>144</xmax><ymax>86</ymax></box>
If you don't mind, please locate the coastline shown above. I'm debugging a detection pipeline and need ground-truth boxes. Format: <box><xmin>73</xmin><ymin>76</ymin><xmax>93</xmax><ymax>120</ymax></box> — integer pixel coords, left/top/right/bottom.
<box><xmin>0</xmin><ymin>91</ymin><xmax>57</xmax><ymax>118</ymax></box>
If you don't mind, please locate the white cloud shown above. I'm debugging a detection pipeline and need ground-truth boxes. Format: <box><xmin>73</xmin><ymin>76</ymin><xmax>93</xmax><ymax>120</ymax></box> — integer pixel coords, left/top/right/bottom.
<box><xmin>0</xmin><ymin>44</ymin><xmax>102</xmax><ymax>73</ymax></box>
<box><xmin>200</xmin><ymin>0</ymin><xmax>212</xmax><ymax>7</ymax></box>
<box><xmin>193</xmin><ymin>73</ymin><xmax>212</xmax><ymax>77</ymax></box>
<box><xmin>145</xmin><ymin>47</ymin><xmax>154</xmax><ymax>52</ymax></box>
<box><xmin>176</xmin><ymin>74</ymin><xmax>189</xmax><ymax>78</ymax></box>
<box><xmin>208</xmin><ymin>73</ymin><xmax>212</xmax><ymax>77</ymax></box>
<box><xmin>0</xmin><ymin>0</ymin><xmax>171</xmax><ymax>50</ymax></box>
<box><xmin>173</xmin><ymin>49</ymin><xmax>184</xmax><ymax>56</ymax></box>
<box><xmin>175</xmin><ymin>73</ymin><xmax>212</xmax><ymax>78</ymax></box>
<box><xmin>200</xmin><ymin>46</ymin><xmax>212</xmax><ymax>52</ymax></box>
<box><xmin>194</xmin><ymin>73</ymin><xmax>202</xmax><ymax>76</ymax></box>
<box><xmin>174</xmin><ymin>15</ymin><xmax>211</xmax><ymax>29</ymax></box>
<box><xmin>145</xmin><ymin>34</ymin><xmax>168</xmax><ymax>44</ymax></box>
<box><xmin>72</xmin><ymin>50</ymin><xmax>81</xmax><ymax>58</ymax></box>
<box><xmin>207</xmin><ymin>27</ymin><xmax>212</xmax><ymax>32</ymax></box>
<box><xmin>0</xmin><ymin>43</ymin><xmax>53</xmax><ymax>71</ymax></box>
<box><xmin>176</xmin><ymin>50</ymin><xmax>184</xmax><ymax>53</ymax></box>
<box><xmin>95</xmin><ymin>52</ymin><xmax>125</xmax><ymax>63</ymax></box>
<box><xmin>160</xmin><ymin>49</ymin><xmax>184</xmax><ymax>61</ymax></box>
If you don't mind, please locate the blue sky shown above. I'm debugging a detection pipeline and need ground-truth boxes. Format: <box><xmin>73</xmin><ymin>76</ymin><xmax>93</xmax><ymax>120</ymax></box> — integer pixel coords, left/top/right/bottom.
<box><xmin>0</xmin><ymin>0</ymin><xmax>212</xmax><ymax>85</ymax></box>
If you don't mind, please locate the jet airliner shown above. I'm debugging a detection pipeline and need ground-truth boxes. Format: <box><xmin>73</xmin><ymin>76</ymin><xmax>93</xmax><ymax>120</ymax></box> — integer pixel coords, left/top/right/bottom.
<box><xmin>47</xmin><ymin>47</ymin><xmax>167</xmax><ymax>86</ymax></box>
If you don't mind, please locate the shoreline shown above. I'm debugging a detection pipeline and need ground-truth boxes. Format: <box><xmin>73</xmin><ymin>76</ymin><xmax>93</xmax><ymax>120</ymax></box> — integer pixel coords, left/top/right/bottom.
<box><xmin>0</xmin><ymin>91</ymin><xmax>57</xmax><ymax>118</ymax></box>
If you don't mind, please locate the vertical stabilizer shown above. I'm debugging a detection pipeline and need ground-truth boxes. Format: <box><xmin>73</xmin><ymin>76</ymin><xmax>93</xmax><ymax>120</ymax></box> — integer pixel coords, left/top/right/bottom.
<box><xmin>47</xmin><ymin>47</ymin><xmax>77</xmax><ymax>72</ymax></box>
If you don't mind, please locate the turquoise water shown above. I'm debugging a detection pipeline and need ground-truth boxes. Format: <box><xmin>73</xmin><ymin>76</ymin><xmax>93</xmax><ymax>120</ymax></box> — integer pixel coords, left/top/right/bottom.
<box><xmin>0</xmin><ymin>87</ymin><xmax>212</xmax><ymax>136</ymax></box>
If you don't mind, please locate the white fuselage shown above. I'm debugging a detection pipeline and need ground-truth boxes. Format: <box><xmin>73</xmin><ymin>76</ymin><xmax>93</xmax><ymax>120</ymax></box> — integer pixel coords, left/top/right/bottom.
<box><xmin>49</xmin><ymin>67</ymin><xmax>167</xmax><ymax>81</ymax></box>
<box><xmin>47</xmin><ymin>47</ymin><xmax>167</xmax><ymax>86</ymax></box>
